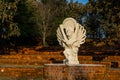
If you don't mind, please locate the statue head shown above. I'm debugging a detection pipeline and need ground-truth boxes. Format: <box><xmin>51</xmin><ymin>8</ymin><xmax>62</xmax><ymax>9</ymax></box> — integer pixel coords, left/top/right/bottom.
<box><xmin>63</xmin><ymin>18</ymin><xmax>77</xmax><ymax>39</ymax></box>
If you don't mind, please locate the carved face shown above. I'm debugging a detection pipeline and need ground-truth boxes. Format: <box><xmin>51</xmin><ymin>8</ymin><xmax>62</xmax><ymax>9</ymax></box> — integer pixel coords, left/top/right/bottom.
<box><xmin>66</xmin><ymin>25</ymin><xmax>75</xmax><ymax>39</ymax></box>
<box><xmin>63</xmin><ymin>18</ymin><xmax>76</xmax><ymax>40</ymax></box>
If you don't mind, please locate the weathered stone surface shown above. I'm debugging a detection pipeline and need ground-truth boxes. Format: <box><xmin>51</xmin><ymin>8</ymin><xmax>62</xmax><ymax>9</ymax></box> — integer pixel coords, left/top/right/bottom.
<box><xmin>57</xmin><ymin>17</ymin><xmax>86</xmax><ymax>64</ymax></box>
<box><xmin>44</xmin><ymin>64</ymin><xmax>106</xmax><ymax>80</ymax></box>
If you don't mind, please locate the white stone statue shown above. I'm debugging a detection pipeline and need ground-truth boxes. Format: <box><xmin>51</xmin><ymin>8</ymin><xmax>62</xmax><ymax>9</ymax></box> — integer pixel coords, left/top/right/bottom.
<box><xmin>57</xmin><ymin>18</ymin><xmax>86</xmax><ymax>64</ymax></box>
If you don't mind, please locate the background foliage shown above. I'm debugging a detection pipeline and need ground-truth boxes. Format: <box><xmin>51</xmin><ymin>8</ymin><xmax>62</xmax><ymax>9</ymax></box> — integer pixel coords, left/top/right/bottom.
<box><xmin>0</xmin><ymin>0</ymin><xmax>120</xmax><ymax>54</ymax></box>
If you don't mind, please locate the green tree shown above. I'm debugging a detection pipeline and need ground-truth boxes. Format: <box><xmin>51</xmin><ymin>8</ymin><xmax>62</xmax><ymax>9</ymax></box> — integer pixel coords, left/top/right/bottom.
<box><xmin>35</xmin><ymin>0</ymin><xmax>68</xmax><ymax>46</ymax></box>
<box><xmin>0</xmin><ymin>0</ymin><xmax>20</xmax><ymax>39</ymax></box>
<box><xmin>85</xmin><ymin>0</ymin><xmax>102</xmax><ymax>38</ymax></box>
<box><xmin>95</xmin><ymin>0</ymin><xmax>120</xmax><ymax>39</ymax></box>
<box><xmin>14</xmin><ymin>0</ymin><xmax>37</xmax><ymax>45</ymax></box>
<box><xmin>0</xmin><ymin>0</ymin><xmax>20</xmax><ymax>54</ymax></box>
<box><xmin>66</xmin><ymin>0</ymin><xmax>86</xmax><ymax>23</ymax></box>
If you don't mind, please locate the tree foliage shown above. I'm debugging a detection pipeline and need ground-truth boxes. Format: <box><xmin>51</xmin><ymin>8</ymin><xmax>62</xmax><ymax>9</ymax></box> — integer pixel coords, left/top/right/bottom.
<box><xmin>85</xmin><ymin>0</ymin><xmax>102</xmax><ymax>38</ymax></box>
<box><xmin>0</xmin><ymin>0</ymin><xmax>119</xmax><ymax>49</ymax></box>
<box><xmin>0</xmin><ymin>0</ymin><xmax>20</xmax><ymax>39</ymax></box>
<box><xmin>62</xmin><ymin>0</ymin><xmax>86</xmax><ymax>25</ymax></box>
<box><xmin>14</xmin><ymin>0</ymin><xmax>36</xmax><ymax>37</ymax></box>
<box><xmin>95</xmin><ymin>0</ymin><xmax>120</xmax><ymax>39</ymax></box>
<box><xmin>35</xmin><ymin>0</ymin><xmax>69</xmax><ymax>46</ymax></box>
<box><xmin>84</xmin><ymin>0</ymin><xmax>120</xmax><ymax>40</ymax></box>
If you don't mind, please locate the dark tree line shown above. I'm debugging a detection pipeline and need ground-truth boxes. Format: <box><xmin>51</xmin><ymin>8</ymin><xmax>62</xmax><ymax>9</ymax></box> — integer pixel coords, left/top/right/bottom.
<box><xmin>0</xmin><ymin>0</ymin><xmax>120</xmax><ymax>54</ymax></box>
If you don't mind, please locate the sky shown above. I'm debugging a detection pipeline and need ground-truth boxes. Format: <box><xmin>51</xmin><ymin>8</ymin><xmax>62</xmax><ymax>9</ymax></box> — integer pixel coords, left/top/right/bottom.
<box><xmin>67</xmin><ymin>0</ymin><xmax>88</xmax><ymax>4</ymax></box>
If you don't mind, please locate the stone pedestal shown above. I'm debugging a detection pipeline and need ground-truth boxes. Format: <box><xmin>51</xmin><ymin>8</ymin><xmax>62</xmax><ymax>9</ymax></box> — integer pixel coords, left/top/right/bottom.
<box><xmin>44</xmin><ymin>64</ymin><xmax>106</xmax><ymax>80</ymax></box>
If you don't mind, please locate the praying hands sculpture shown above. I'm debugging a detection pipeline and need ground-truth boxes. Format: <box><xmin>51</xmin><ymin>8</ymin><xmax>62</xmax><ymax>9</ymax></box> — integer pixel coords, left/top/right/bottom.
<box><xmin>57</xmin><ymin>18</ymin><xmax>86</xmax><ymax>64</ymax></box>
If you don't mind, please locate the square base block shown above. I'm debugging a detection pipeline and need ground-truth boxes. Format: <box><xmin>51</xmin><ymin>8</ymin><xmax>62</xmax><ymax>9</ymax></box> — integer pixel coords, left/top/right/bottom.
<box><xmin>44</xmin><ymin>64</ymin><xmax>106</xmax><ymax>80</ymax></box>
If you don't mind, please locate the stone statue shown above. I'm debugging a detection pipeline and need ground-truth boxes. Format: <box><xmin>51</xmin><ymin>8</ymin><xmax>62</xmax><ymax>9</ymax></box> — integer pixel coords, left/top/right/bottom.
<box><xmin>57</xmin><ymin>18</ymin><xmax>86</xmax><ymax>64</ymax></box>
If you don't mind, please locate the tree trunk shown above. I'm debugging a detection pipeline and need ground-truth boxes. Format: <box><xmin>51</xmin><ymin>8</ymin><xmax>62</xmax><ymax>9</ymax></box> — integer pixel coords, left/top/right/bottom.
<box><xmin>42</xmin><ymin>32</ymin><xmax>47</xmax><ymax>47</ymax></box>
